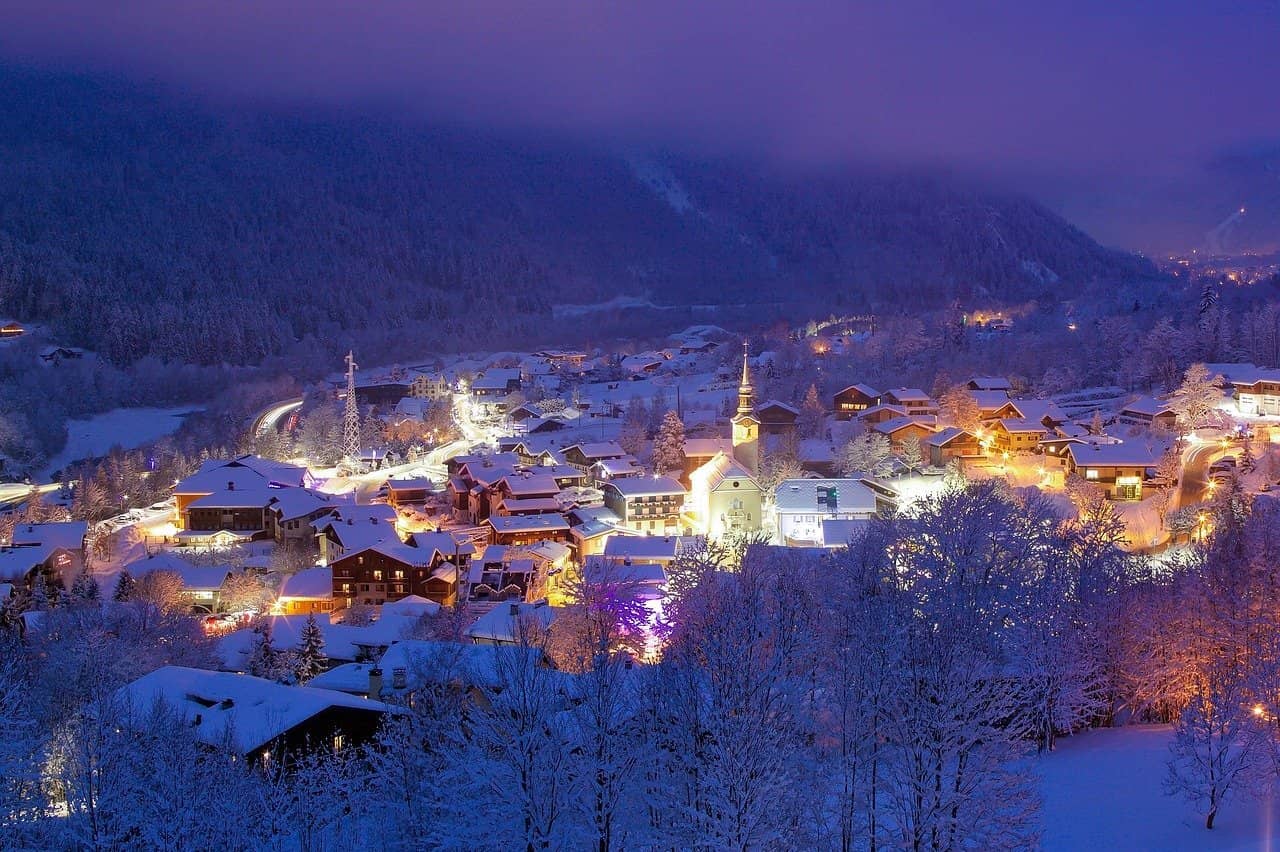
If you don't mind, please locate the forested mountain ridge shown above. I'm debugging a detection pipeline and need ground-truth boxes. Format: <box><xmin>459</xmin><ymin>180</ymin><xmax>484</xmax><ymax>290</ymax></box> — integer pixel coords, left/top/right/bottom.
<box><xmin>0</xmin><ymin>67</ymin><xmax>1157</xmax><ymax>366</ymax></box>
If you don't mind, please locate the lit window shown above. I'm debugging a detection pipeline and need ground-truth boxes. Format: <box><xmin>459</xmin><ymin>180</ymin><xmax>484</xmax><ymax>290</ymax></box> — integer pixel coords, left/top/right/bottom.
<box><xmin>1085</xmin><ymin>469</ymin><xmax>1099</xmax><ymax>480</ymax></box>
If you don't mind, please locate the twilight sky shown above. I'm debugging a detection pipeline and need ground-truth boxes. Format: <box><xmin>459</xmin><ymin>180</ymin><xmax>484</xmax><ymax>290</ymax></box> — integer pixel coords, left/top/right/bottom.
<box><xmin>1</xmin><ymin>0</ymin><xmax>1278</xmax><ymax>248</ymax></box>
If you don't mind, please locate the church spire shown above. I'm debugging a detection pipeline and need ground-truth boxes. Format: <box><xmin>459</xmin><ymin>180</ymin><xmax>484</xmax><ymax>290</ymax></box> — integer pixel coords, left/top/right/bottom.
<box><xmin>737</xmin><ymin>339</ymin><xmax>754</xmax><ymax>416</ymax></box>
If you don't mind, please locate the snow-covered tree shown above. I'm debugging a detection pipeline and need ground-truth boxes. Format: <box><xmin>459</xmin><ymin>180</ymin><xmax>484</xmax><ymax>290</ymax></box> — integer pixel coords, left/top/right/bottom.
<box><xmin>1166</xmin><ymin>687</ymin><xmax>1262</xmax><ymax>830</ymax></box>
<box><xmin>899</xmin><ymin>436</ymin><xmax>925</xmax><ymax>473</ymax></box>
<box><xmin>798</xmin><ymin>383</ymin><xmax>826</xmax><ymax>439</ymax></box>
<box><xmin>68</xmin><ymin>571</ymin><xmax>100</xmax><ymax>606</ymax></box>
<box><xmin>651</xmin><ymin>410</ymin><xmax>686</xmax><ymax>475</ymax></box>
<box><xmin>293</xmin><ymin>613</ymin><xmax>328</xmax><ymax>683</ymax></box>
<box><xmin>939</xmin><ymin>385</ymin><xmax>981</xmax><ymax>431</ymax></box>
<box><xmin>246</xmin><ymin>620</ymin><xmax>289</xmax><ymax>681</ymax></box>
<box><xmin>1173</xmin><ymin>363</ymin><xmax>1223</xmax><ymax>431</ymax></box>
<box><xmin>841</xmin><ymin>431</ymin><xmax>894</xmax><ymax>477</ymax></box>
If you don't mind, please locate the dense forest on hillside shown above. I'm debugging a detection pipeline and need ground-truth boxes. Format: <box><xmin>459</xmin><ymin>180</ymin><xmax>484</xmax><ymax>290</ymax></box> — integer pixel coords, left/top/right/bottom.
<box><xmin>0</xmin><ymin>67</ymin><xmax>1156</xmax><ymax>368</ymax></box>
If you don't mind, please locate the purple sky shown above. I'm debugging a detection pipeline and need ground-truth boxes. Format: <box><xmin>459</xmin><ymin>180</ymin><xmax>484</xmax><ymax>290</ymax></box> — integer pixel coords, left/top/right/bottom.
<box><xmin>1</xmin><ymin>1</ymin><xmax>1278</xmax><ymax>246</ymax></box>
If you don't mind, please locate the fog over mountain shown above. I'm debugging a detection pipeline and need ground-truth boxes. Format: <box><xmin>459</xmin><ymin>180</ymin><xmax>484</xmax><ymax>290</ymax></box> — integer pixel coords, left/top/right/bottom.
<box><xmin>0</xmin><ymin>68</ymin><xmax>1155</xmax><ymax>367</ymax></box>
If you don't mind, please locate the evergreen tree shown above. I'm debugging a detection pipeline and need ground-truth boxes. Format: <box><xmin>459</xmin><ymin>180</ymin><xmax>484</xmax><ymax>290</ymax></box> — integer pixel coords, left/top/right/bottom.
<box><xmin>798</xmin><ymin>384</ymin><xmax>826</xmax><ymax>439</ymax></box>
<box><xmin>112</xmin><ymin>569</ymin><xmax>136</xmax><ymax>602</ymax></box>
<box><xmin>247</xmin><ymin>619</ymin><xmax>287</xmax><ymax>681</ymax></box>
<box><xmin>1090</xmin><ymin>410</ymin><xmax>1105</xmax><ymax>436</ymax></box>
<box><xmin>69</xmin><ymin>571</ymin><xmax>101</xmax><ymax>606</ymax></box>
<box><xmin>652</xmin><ymin>410</ymin><xmax>686</xmax><ymax>475</ymax></box>
<box><xmin>294</xmin><ymin>613</ymin><xmax>328</xmax><ymax>684</ymax></box>
<box><xmin>28</xmin><ymin>571</ymin><xmax>49</xmax><ymax>612</ymax></box>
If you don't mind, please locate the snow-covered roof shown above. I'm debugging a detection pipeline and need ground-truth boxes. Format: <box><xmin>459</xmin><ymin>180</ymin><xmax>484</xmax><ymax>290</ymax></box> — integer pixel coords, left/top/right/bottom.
<box><xmin>583</xmin><ymin>558</ymin><xmax>667</xmax><ymax>588</ymax></box>
<box><xmin>267</xmin><ymin>487</ymin><xmax>334</xmax><ymax>521</ymax></box>
<box><xmin>874</xmin><ymin>416</ymin><xmax>937</xmax><ymax>435</ymax></box>
<box><xmin>406</xmin><ymin>531</ymin><xmax>477</xmax><ymax>560</ymax></box>
<box><xmin>563</xmin><ymin>441</ymin><xmax>626</xmax><ymax>461</ymax></box>
<box><xmin>276</xmin><ymin>567</ymin><xmax>332</xmax><ymax>600</ymax></box>
<box><xmin>486</xmin><ymin>514</ymin><xmax>570</xmax><ymax>535</ymax></box>
<box><xmin>603</xmin><ymin>535</ymin><xmax>683</xmax><ymax>561</ymax></box>
<box><xmin>928</xmin><ymin>427</ymin><xmax>977</xmax><ymax>447</ymax></box>
<box><xmin>971</xmin><ymin>390</ymin><xmax>1014</xmax><ymax>410</ymax></box>
<box><xmin>1009</xmin><ymin>398</ymin><xmax>1067</xmax><ymax>425</ymax></box>
<box><xmin>774</xmin><ymin>478</ymin><xmax>878</xmax><ymax>514</ymax></box>
<box><xmin>175</xmin><ymin>455</ymin><xmax>307</xmax><ymax>494</ymax></box>
<box><xmin>821</xmin><ymin>518</ymin><xmax>871</xmax><ymax>547</ymax></box>
<box><xmin>684</xmin><ymin>437</ymin><xmax>733</xmax><ymax>457</ymax></box>
<box><xmin>114</xmin><ymin>665</ymin><xmax>391</xmax><ymax>755</ymax></box>
<box><xmin>1066</xmin><ymin>441</ymin><xmax>1165</xmax><ymax>468</ymax></box>
<box><xmin>689</xmin><ymin>452</ymin><xmax>757</xmax><ymax>493</ymax></box>
<box><xmin>501</xmin><ymin>473</ymin><xmax>561</xmax><ymax>497</ymax></box>
<box><xmin>997</xmin><ymin>418</ymin><xmax>1048</xmax><ymax>434</ymax></box>
<box><xmin>603</xmin><ymin>476</ymin><xmax>686</xmax><ymax>498</ymax></box>
<box><xmin>1120</xmin><ymin>396</ymin><xmax>1176</xmax><ymax>417</ymax></box>
<box><xmin>465</xmin><ymin>601</ymin><xmax>560</xmax><ymax>644</ymax></box>
<box><xmin>381</xmin><ymin>595</ymin><xmax>441</xmax><ymax>619</ymax></box>
<box><xmin>836</xmin><ymin>383</ymin><xmax>881</xmax><ymax>398</ymax></box>
<box><xmin>968</xmin><ymin>376</ymin><xmax>1013</xmax><ymax>391</ymax></box>
<box><xmin>11</xmin><ymin>521</ymin><xmax>87</xmax><ymax>551</ymax></box>
<box><xmin>882</xmin><ymin>387</ymin><xmax>932</xmax><ymax>403</ymax></box>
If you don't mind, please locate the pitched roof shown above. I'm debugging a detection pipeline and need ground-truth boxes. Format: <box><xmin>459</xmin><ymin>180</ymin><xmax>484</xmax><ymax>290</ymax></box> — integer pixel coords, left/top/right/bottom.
<box><xmin>465</xmin><ymin>601</ymin><xmax>560</xmax><ymax>643</ymax></box>
<box><xmin>836</xmin><ymin>383</ymin><xmax>881</xmax><ymax>398</ymax></box>
<box><xmin>485</xmin><ymin>514</ymin><xmax>570</xmax><ymax>535</ymax></box>
<box><xmin>1066</xmin><ymin>441</ymin><xmax>1165</xmax><ymax>467</ymax></box>
<box><xmin>114</xmin><ymin>665</ymin><xmax>391</xmax><ymax>754</ymax></box>
<box><xmin>928</xmin><ymin>427</ymin><xmax>978</xmax><ymax>447</ymax></box>
<box><xmin>773</xmin><ymin>478</ymin><xmax>878</xmax><ymax>513</ymax></box>
<box><xmin>603</xmin><ymin>476</ymin><xmax>687</xmax><ymax>498</ymax></box>
<box><xmin>276</xmin><ymin>566</ymin><xmax>333</xmax><ymax>600</ymax></box>
<box><xmin>874</xmin><ymin>416</ymin><xmax>937</xmax><ymax>435</ymax></box>
<box><xmin>997</xmin><ymin>418</ymin><xmax>1048</xmax><ymax>434</ymax></box>
<box><xmin>603</xmin><ymin>535</ymin><xmax>683</xmax><ymax>561</ymax></box>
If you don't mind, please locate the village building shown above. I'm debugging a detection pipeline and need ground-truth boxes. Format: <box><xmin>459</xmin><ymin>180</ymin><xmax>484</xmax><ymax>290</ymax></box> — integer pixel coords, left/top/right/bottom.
<box><xmin>971</xmin><ymin>390</ymin><xmax>1021</xmax><ymax>421</ymax></box>
<box><xmin>880</xmin><ymin>388</ymin><xmax>938</xmax><ymax>416</ymax></box>
<box><xmin>601</xmin><ymin>477</ymin><xmax>687</xmax><ymax>535</ymax></box>
<box><xmin>773</xmin><ymin>479</ymin><xmax>878</xmax><ymax>546</ymax></box>
<box><xmin>686</xmin><ymin>452</ymin><xmax>762</xmax><ymax>539</ymax></box>
<box><xmin>1065</xmin><ymin>441</ymin><xmax>1164</xmax><ymax>500</ymax></box>
<box><xmin>330</xmin><ymin>530</ymin><xmax>475</xmax><ymax>609</ymax></box>
<box><xmin>833</xmin><ymin>384</ymin><xmax>881</xmax><ymax>419</ymax></box>
<box><xmin>465</xmin><ymin>599</ymin><xmax>560</xmax><ymax>645</ymax></box>
<box><xmin>1118</xmin><ymin>396</ymin><xmax>1179</xmax><ymax>431</ymax></box>
<box><xmin>313</xmin><ymin>505</ymin><xmax>399</xmax><ymax>565</ymax></box>
<box><xmin>992</xmin><ymin>418</ymin><xmax>1049</xmax><ymax>453</ymax></box>
<box><xmin>966</xmin><ymin>376</ymin><xmax>1013</xmax><ymax>392</ymax></box>
<box><xmin>114</xmin><ymin>666</ymin><xmax>392</xmax><ymax>762</ymax></box>
<box><xmin>856</xmin><ymin>403</ymin><xmax>909</xmax><ymax>425</ymax></box>
<box><xmin>0</xmin><ymin>521</ymin><xmax>88</xmax><ymax>589</ymax></box>
<box><xmin>1213</xmin><ymin>364</ymin><xmax>1280</xmax><ymax>416</ymax></box>
<box><xmin>927</xmin><ymin>427</ymin><xmax>985</xmax><ymax>467</ymax></box>
<box><xmin>385</xmin><ymin>477</ymin><xmax>434</xmax><ymax>507</ymax></box>
<box><xmin>408</xmin><ymin>370</ymin><xmax>454</xmax><ymax>400</ymax></box>
<box><xmin>873</xmin><ymin>416</ymin><xmax>938</xmax><ymax>451</ymax></box>
<box><xmin>561</xmin><ymin>441</ymin><xmax>628</xmax><ymax>474</ymax></box>
<box><xmin>729</xmin><ymin>342</ymin><xmax>762</xmax><ymax>476</ymax></box>
<box><xmin>756</xmin><ymin>399</ymin><xmax>799</xmax><ymax>437</ymax></box>
<box><xmin>485</xmin><ymin>513</ymin><xmax>572</xmax><ymax>547</ymax></box>
<box><xmin>273</xmin><ymin>566</ymin><xmax>334</xmax><ymax>615</ymax></box>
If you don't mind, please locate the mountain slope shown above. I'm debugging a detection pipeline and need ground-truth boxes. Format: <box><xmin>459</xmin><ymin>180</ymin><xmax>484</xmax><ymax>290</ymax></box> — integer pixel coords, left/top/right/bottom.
<box><xmin>0</xmin><ymin>67</ymin><xmax>1156</xmax><ymax>366</ymax></box>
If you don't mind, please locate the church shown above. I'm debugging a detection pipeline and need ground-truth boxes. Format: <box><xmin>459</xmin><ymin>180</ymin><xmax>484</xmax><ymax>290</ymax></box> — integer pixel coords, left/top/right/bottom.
<box><xmin>685</xmin><ymin>341</ymin><xmax>765</xmax><ymax>539</ymax></box>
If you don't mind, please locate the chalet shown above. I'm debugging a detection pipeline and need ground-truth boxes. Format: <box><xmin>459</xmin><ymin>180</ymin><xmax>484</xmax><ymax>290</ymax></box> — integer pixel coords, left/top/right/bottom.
<box><xmin>971</xmin><ymin>391</ymin><xmax>1021</xmax><ymax>422</ymax></box>
<box><xmin>493</xmin><ymin>496</ymin><xmax>563</xmax><ymax>517</ymax></box>
<box><xmin>1065</xmin><ymin>441</ymin><xmax>1164</xmax><ymax>500</ymax></box>
<box><xmin>562</xmin><ymin>442</ymin><xmax>627</xmax><ymax>473</ymax></box>
<box><xmin>408</xmin><ymin>371</ymin><xmax>453</xmax><ymax>400</ymax></box>
<box><xmin>174</xmin><ymin>456</ymin><xmax>309</xmax><ymax>535</ymax></box>
<box><xmin>273</xmin><ymin>566</ymin><xmax>334</xmax><ymax>615</ymax></box>
<box><xmin>601</xmin><ymin>477</ymin><xmax>686</xmax><ymax>535</ymax></box>
<box><xmin>833</xmin><ymin>384</ymin><xmax>881</xmax><ymax>419</ymax></box>
<box><xmin>686</xmin><ymin>452</ymin><xmax>762</xmax><ymax>539</ymax></box>
<box><xmin>927</xmin><ymin>428</ymin><xmax>984</xmax><ymax>467</ymax></box>
<box><xmin>330</xmin><ymin>530</ymin><xmax>475</xmax><ymax>609</ymax></box>
<box><xmin>508</xmin><ymin>438</ymin><xmax>565</xmax><ymax>468</ymax></box>
<box><xmin>756</xmin><ymin>400</ymin><xmax>800</xmax><ymax>436</ymax></box>
<box><xmin>313</xmin><ymin>505</ymin><xmax>400</xmax><ymax>565</ymax></box>
<box><xmin>132</xmin><ymin>555</ymin><xmax>234</xmax><ymax>612</ymax></box>
<box><xmin>589</xmin><ymin>456</ymin><xmax>646</xmax><ymax>482</ymax></box>
<box><xmin>1010</xmin><ymin>399</ymin><xmax>1069</xmax><ymax>429</ymax></box>
<box><xmin>992</xmin><ymin>418</ymin><xmax>1049</xmax><ymax>453</ymax></box>
<box><xmin>1118</xmin><ymin>396</ymin><xmax>1178</xmax><ymax>431</ymax></box>
<box><xmin>485</xmin><ymin>514</ymin><xmax>571</xmax><ymax>547</ymax></box>
<box><xmin>0</xmin><ymin>320</ymin><xmax>25</xmax><ymax>338</ymax></box>
<box><xmin>114</xmin><ymin>666</ymin><xmax>391</xmax><ymax>762</ymax></box>
<box><xmin>0</xmin><ymin>521</ymin><xmax>89</xmax><ymax>589</ymax></box>
<box><xmin>1212</xmin><ymin>364</ymin><xmax>1279</xmax><ymax>416</ymax></box>
<box><xmin>601</xmin><ymin>534</ymin><xmax>683</xmax><ymax>566</ymax></box>
<box><xmin>857</xmin><ymin>404</ymin><xmax>909</xmax><ymax>425</ymax></box>
<box><xmin>966</xmin><ymin>376</ymin><xmax>1013</xmax><ymax>392</ymax></box>
<box><xmin>470</xmin><ymin>369</ymin><xmax>522</xmax><ymax>399</ymax></box>
<box><xmin>773</xmin><ymin>479</ymin><xmax>878</xmax><ymax>546</ymax></box>
<box><xmin>466</xmin><ymin>599</ymin><xmax>560</xmax><ymax>645</ymax></box>
<box><xmin>873</xmin><ymin>416</ymin><xmax>938</xmax><ymax>451</ymax></box>
<box><xmin>385</xmin><ymin>477</ymin><xmax>434</xmax><ymax>507</ymax></box>
<box><xmin>266</xmin><ymin>488</ymin><xmax>334</xmax><ymax>548</ymax></box>
<box><xmin>880</xmin><ymin>388</ymin><xmax>937</xmax><ymax>416</ymax></box>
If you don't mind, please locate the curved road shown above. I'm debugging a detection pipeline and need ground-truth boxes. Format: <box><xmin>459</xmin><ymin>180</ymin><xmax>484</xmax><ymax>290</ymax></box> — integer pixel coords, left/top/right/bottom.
<box><xmin>1174</xmin><ymin>443</ymin><xmax>1222</xmax><ymax>512</ymax></box>
<box><xmin>250</xmin><ymin>397</ymin><xmax>304</xmax><ymax>437</ymax></box>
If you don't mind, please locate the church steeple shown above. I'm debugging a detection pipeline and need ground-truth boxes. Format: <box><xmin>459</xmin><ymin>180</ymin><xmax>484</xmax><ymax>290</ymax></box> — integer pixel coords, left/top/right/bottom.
<box><xmin>737</xmin><ymin>339</ymin><xmax>755</xmax><ymax>416</ymax></box>
<box><xmin>731</xmin><ymin>338</ymin><xmax>760</xmax><ymax>476</ymax></box>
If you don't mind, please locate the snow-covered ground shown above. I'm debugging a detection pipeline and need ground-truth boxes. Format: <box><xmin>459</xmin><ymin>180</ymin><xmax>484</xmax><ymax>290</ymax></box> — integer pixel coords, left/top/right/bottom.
<box><xmin>1041</xmin><ymin>726</ymin><xmax>1280</xmax><ymax>851</ymax></box>
<box><xmin>43</xmin><ymin>406</ymin><xmax>200</xmax><ymax>478</ymax></box>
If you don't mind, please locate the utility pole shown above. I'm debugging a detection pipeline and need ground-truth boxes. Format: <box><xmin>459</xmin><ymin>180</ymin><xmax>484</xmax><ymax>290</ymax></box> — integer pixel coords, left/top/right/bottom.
<box><xmin>343</xmin><ymin>351</ymin><xmax>361</xmax><ymax>465</ymax></box>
